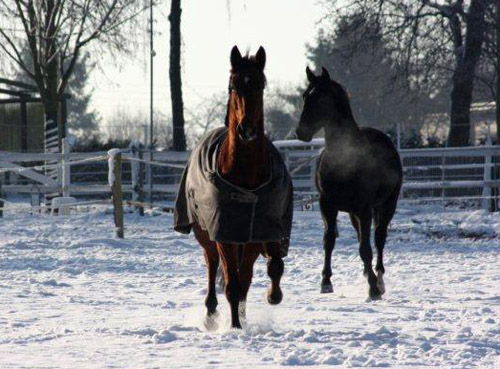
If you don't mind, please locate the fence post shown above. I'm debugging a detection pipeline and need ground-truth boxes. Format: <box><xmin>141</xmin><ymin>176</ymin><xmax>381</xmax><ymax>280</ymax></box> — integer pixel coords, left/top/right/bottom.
<box><xmin>62</xmin><ymin>138</ymin><xmax>71</xmax><ymax>197</ymax></box>
<box><xmin>0</xmin><ymin>179</ymin><xmax>3</xmax><ymax>218</ymax></box>
<box><xmin>482</xmin><ymin>149</ymin><xmax>493</xmax><ymax>212</ymax></box>
<box><xmin>396</xmin><ymin>122</ymin><xmax>401</xmax><ymax>151</ymax></box>
<box><xmin>108</xmin><ymin>149</ymin><xmax>124</xmax><ymax>238</ymax></box>
<box><xmin>130</xmin><ymin>140</ymin><xmax>145</xmax><ymax>216</ymax></box>
<box><xmin>148</xmin><ymin>150</ymin><xmax>153</xmax><ymax>206</ymax></box>
<box><xmin>310</xmin><ymin>145</ymin><xmax>317</xmax><ymax>193</ymax></box>
<box><xmin>441</xmin><ymin>153</ymin><xmax>445</xmax><ymax>209</ymax></box>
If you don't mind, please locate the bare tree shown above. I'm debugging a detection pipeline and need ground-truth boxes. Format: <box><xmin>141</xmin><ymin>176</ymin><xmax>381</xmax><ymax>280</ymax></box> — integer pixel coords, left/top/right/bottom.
<box><xmin>185</xmin><ymin>92</ymin><xmax>226</xmax><ymax>148</ymax></box>
<box><xmin>103</xmin><ymin>107</ymin><xmax>172</xmax><ymax>148</ymax></box>
<box><xmin>0</xmin><ymin>0</ymin><xmax>144</xmax><ymax>153</ymax></box>
<box><xmin>322</xmin><ymin>0</ymin><xmax>491</xmax><ymax>146</ymax></box>
<box><xmin>264</xmin><ymin>86</ymin><xmax>303</xmax><ymax>140</ymax></box>
<box><xmin>476</xmin><ymin>3</ymin><xmax>499</xmax><ymax>142</ymax></box>
<box><xmin>169</xmin><ymin>0</ymin><xmax>186</xmax><ymax>151</ymax></box>
<box><xmin>496</xmin><ymin>2</ymin><xmax>500</xmax><ymax>142</ymax></box>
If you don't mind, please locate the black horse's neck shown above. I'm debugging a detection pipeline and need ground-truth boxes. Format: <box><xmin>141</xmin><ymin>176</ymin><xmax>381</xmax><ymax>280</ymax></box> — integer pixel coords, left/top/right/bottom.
<box><xmin>323</xmin><ymin>117</ymin><xmax>362</xmax><ymax>154</ymax></box>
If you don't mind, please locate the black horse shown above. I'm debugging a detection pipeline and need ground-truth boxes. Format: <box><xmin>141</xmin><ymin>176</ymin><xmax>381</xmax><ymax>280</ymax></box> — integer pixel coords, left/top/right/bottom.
<box><xmin>295</xmin><ymin>67</ymin><xmax>403</xmax><ymax>301</ymax></box>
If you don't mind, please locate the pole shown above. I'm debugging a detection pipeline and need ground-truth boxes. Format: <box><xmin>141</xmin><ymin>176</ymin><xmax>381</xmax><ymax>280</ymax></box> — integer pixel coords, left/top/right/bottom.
<box><xmin>0</xmin><ymin>179</ymin><xmax>3</xmax><ymax>218</ymax></box>
<box><xmin>149</xmin><ymin>0</ymin><xmax>154</xmax><ymax>205</ymax></box>
<box><xmin>396</xmin><ymin>122</ymin><xmax>401</xmax><ymax>150</ymax></box>
<box><xmin>109</xmin><ymin>150</ymin><xmax>124</xmax><ymax>239</ymax></box>
<box><xmin>62</xmin><ymin>138</ymin><xmax>70</xmax><ymax>197</ymax></box>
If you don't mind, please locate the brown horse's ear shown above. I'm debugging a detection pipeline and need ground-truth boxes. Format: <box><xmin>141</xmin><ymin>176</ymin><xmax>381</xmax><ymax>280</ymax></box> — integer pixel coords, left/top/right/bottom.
<box><xmin>321</xmin><ymin>67</ymin><xmax>331</xmax><ymax>80</ymax></box>
<box><xmin>306</xmin><ymin>66</ymin><xmax>316</xmax><ymax>82</ymax></box>
<box><xmin>255</xmin><ymin>46</ymin><xmax>266</xmax><ymax>71</ymax></box>
<box><xmin>230</xmin><ymin>46</ymin><xmax>242</xmax><ymax>70</ymax></box>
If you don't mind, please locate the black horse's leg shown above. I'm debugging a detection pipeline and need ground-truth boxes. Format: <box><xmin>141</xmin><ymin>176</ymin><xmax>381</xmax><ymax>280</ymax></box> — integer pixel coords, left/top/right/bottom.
<box><xmin>373</xmin><ymin>192</ymin><xmax>398</xmax><ymax>295</ymax></box>
<box><xmin>217</xmin><ymin>242</ymin><xmax>242</xmax><ymax>329</ymax></box>
<box><xmin>349</xmin><ymin>213</ymin><xmax>360</xmax><ymax>241</ymax></box>
<box><xmin>264</xmin><ymin>242</ymin><xmax>284</xmax><ymax>305</ymax></box>
<box><xmin>356</xmin><ymin>210</ymin><xmax>382</xmax><ymax>301</ymax></box>
<box><xmin>319</xmin><ymin>196</ymin><xmax>338</xmax><ymax>294</ymax></box>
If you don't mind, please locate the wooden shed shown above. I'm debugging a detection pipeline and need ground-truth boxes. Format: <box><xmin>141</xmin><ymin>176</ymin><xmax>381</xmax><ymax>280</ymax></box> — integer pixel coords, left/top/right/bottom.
<box><xmin>0</xmin><ymin>78</ymin><xmax>68</xmax><ymax>152</ymax></box>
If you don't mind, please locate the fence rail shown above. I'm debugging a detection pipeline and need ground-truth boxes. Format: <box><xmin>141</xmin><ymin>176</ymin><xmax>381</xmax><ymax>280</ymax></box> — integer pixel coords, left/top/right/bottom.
<box><xmin>1</xmin><ymin>139</ymin><xmax>499</xmax><ymax>211</ymax></box>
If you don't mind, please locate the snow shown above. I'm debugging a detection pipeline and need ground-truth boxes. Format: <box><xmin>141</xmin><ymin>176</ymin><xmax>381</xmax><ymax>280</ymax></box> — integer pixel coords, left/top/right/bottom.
<box><xmin>107</xmin><ymin>148</ymin><xmax>122</xmax><ymax>186</ymax></box>
<box><xmin>0</xmin><ymin>205</ymin><xmax>499</xmax><ymax>368</ymax></box>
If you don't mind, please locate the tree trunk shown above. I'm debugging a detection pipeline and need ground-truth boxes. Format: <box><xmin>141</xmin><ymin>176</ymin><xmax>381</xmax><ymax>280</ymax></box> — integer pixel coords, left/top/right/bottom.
<box><xmin>448</xmin><ymin>0</ymin><xmax>487</xmax><ymax>147</ymax></box>
<box><xmin>169</xmin><ymin>0</ymin><xmax>186</xmax><ymax>151</ymax></box>
<box><xmin>44</xmin><ymin>107</ymin><xmax>59</xmax><ymax>154</ymax></box>
<box><xmin>43</xmin><ymin>72</ymin><xmax>60</xmax><ymax>153</ymax></box>
<box><xmin>496</xmin><ymin>0</ymin><xmax>500</xmax><ymax>143</ymax></box>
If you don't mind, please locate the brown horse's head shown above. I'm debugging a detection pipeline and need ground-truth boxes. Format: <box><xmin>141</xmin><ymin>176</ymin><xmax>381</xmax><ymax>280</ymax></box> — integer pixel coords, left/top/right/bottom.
<box><xmin>226</xmin><ymin>46</ymin><xmax>267</xmax><ymax>143</ymax></box>
<box><xmin>296</xmin><ymin>66</ymin><xmax>354</xmax><ymax>142</ymax></box>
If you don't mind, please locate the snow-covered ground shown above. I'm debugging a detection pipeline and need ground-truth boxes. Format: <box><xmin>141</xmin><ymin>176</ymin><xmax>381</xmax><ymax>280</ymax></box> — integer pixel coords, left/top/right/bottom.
<box><xmin>0</xmin><ymin>204</ymin><xmax>499</xmax><ymax>368</ymax></box>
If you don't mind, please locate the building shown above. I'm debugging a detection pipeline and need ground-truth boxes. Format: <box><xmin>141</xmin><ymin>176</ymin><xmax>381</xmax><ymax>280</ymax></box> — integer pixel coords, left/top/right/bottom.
<box><xmin>0</xmin><ymin>78</ymin><xmax>68</xmax><ymax>152</ymax></box>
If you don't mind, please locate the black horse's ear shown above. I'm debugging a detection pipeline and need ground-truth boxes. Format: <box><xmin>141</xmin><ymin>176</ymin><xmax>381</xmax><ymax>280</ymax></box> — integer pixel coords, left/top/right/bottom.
<box><xmin>255</xmin><ymin>46</ymin><xmax>266</xmax><ymax>71</ymax></box>
<box><xmin>306</xmin><ymin>66</ymin><xmax>316</xmax><ymax>82</ymax></box>
<box><xmin>321</xmin><ymin>67</ymin><xmax>331</xmax><ymax>80</ymax></box>
<box><xmin>230</xmin><ymin>46</ymin><xmax>242</xmax><ymax>70</ymax></box>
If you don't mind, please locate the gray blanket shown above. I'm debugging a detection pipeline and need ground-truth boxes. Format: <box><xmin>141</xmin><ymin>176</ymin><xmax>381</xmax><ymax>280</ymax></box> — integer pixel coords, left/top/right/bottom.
<box><xmin>174</xmin><ymin>127</ymin><xmax>293</xmax><ymax>257</ymax></box>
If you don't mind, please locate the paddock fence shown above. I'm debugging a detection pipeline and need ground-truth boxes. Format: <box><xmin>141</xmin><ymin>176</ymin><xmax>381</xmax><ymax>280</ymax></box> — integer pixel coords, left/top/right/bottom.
<box><xmin>274</xmin><ymin>139</ymin><xmax>500</xmax><ymax>211</ymax></box>
<box><xmin>1</xmin><ymin>139</ymin><xmax>499</xmax><ymax>215</ymax></box>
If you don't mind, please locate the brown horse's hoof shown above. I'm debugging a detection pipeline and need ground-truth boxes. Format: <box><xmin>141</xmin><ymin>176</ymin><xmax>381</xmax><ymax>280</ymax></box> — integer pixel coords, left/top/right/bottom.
<box><xmin>238</xmin><ymin>300</ymin><xmax>247</xmax><ymax>320</ymax></box>
<box><xmin>267</xmin><ymin>287</ymin><xmax>283</xmax><ymax>305</ymax></box>
<box><xmin>203</xmin><ymin>312</ymin><xmax>219</xmax><ymax>331</ymax></box>
<box><xmin>320</xmin><ymin>283</ymin><xmax>334</xmax><ymax>294</ymax></box>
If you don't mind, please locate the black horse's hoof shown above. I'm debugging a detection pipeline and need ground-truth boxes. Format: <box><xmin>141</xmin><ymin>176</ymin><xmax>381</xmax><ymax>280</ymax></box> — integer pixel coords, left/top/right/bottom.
<box><xmin>203</xmin><ymin>312</ymin><xmax>219</xmax><ymax>331</ymax></box>
<box><xmin>367</xmin><ymin>286</ymin><xmax>383</xmax><ymax>302</ymax></box>
<box><xmin>267</xmin><ymin>287</ymin><xmax>283</xmax><ymax>305</ymax></box>
<box><xmin>377</xmin><ymin>272</ymin><xmax>386</xmax><ymax>295</ymax></box>
<box><xmin>320</xmin><ymin>284</ymin><xmax>334</xmax><ymax>294</ymax></box>
<box><xmin>231</xmin><ymin>322</ymin><xmax>243</xmax><ymax>330</ymax></box>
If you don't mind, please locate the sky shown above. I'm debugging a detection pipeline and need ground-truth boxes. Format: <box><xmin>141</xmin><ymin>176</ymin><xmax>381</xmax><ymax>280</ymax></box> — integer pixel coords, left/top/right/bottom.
<box><xmin>90</xmin><ymin>0</ymin><xmax>325</xmax><ymax>127</ymax></box>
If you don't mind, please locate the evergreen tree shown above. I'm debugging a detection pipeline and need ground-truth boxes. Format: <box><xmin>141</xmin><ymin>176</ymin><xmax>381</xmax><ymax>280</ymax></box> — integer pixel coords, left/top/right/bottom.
<box><xmin>64</xmin><ymin>53</ymin><xmax>100</xmax><ymax>143</ymax></box>
<box><xmin>306</xmin><ymin>12</ymin><xmax>448</xmax><ymax>141</ymax></box>
<box><xmin>11</xmin><ymin>48</ymin><xmax>100</xmax><ymax>143</ymax></box>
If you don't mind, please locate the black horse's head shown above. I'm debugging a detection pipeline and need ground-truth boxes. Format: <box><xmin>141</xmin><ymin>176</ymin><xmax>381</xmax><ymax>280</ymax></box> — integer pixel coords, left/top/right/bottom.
<box><xmin>296</xmin><ymin>66</ymin><xmax>353</xmax><ymax>142</ymax></box>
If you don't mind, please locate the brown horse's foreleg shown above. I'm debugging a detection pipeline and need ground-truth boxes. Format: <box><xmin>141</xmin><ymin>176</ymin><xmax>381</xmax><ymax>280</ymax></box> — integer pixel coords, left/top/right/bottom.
<box><xmin>203</xmin><ymin>247</ymin><xmax>219</xmax><ymax>313</ymax></box>
<box><xmin>217</xmin><ymin>242</ymin><xmax>242</xmax><ymax>329</ymax></box>
<box><xmin>263</xmin><ymin>242</ymin><xmax>284</xmax><ymax>305</ymax></box>
<box><xmin>239</xmin><ymin>244</ymin><xmax>261</xmax><ymax>319</ymax></box>
<box><xmin>319</xmin><ymin>197</ymin><xmax>338</xmax><ymax>293</ymax></box>
<box><xmin>193</xmin><ymin>224</ymin><xmax>220</xmax><ymax>330</ymax></box>
<box><xmin>356</xmin><ymin>211</ymin><xmax>382</xmax><ymax>301</ymax></box>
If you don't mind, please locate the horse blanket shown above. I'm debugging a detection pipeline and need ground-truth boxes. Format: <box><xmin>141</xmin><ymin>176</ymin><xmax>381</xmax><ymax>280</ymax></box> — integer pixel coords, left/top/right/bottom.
<box><xmin>174</xmin><ymin>127</ymin><xmax>293</xmax><ymax>257</ymax></box>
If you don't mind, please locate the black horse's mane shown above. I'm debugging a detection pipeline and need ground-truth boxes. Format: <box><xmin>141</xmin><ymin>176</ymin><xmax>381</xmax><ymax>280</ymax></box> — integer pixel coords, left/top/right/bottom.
<box><xmin>332</xmin><ymin>81</ymin><xmax>355</xmax><ymax>123</ymax></box>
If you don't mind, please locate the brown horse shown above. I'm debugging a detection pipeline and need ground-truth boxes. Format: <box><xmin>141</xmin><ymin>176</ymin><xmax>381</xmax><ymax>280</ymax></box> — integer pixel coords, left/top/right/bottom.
<box><xmin>175</xmin><ymin>46</ymin><xmax>292</xmax><ymax>329</ymax></box>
